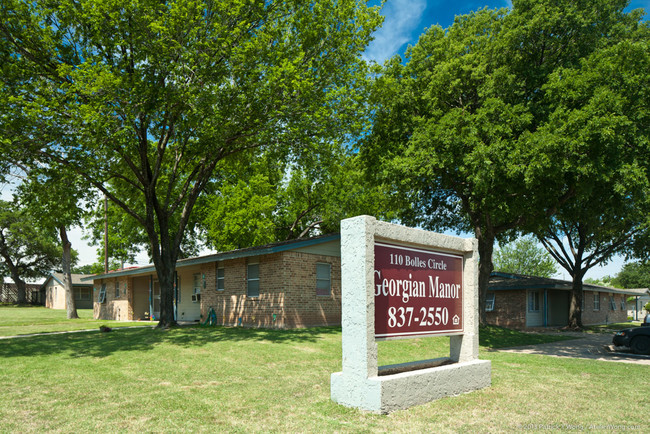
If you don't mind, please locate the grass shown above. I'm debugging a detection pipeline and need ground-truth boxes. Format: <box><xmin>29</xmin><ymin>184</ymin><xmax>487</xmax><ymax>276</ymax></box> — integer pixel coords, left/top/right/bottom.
<box><xmin>0</xmin><ymin>306</ymin><xmax>156</xmax><ymax>337</ymax></box>
<box><xmin>583</xmin><ymin>321</ymin><xmax>643</xmax><ymax>333</ymax></box>
<box><xmin>0</xmin><ymin>309</ymin><xmax>647</xmax><ymax>432</ymax></box>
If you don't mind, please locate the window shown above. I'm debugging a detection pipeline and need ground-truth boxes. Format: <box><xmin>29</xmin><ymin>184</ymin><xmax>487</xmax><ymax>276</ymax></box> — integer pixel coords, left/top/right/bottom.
<box><xmin>593</xmin><ymin>292</ymin><xmax>600</xmax><ymax>311</ymax></box>
<box><xmin>609</xmin><ymin>294</ymin><xmax>616</xmax><ymax>311</ymax></box>
<box><xmin>75</xmin><ymin>287</ymin><xmax>91</xmax><ymax>301</ymax></box>
<box><xmin>621</xmin><ymin>298</ymin><xmax>626</xmax><ymax>311</ymax></box>
<box><xmin>528</xmin><ymin>290</ymin><xmax>540</xmax><ymax>312</ymax></box>
<box><xmin>115</xmin><ymin>281</ymin><xmax>120</xmax><ymax>298</ymax></box>
<box><xmin>316</xmin><ymin>263</ymin><xmax>331</xmax><ymax>296</ymax></box>
<box><xmin>217</xmin><ymin>267</ymin><xmax>225</xmax><ymax>291</ymax></box>
<box><xmin>247</xmin><ymin>263</ymin><xmax>260</xmax><ymax>297</ymax></box>
<box><xmin>98</xmin><ymin>284</ymin><xmax>107</xmax><ymax>304</ymax></box>
<box><xmin>486</xmin><ymin>293</ymin><xmax>495</xmax><ymax>312</ymax></box>
<box><xmin>192</xmin><ymin>273</ymin><xmax>201</xmax><ymax>303</ymax></box>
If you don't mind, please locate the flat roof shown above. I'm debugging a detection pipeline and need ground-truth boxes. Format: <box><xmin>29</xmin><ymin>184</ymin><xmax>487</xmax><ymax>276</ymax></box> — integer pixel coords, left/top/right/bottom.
<box><xmin>81</xmin><ymin>233</ymin><xmax>341</xmax><ymax>282</ymax></box>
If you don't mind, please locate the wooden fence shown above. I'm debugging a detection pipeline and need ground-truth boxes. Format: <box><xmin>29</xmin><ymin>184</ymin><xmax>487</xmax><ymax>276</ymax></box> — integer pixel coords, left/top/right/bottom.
<box><xmin>0</xmin><ymin>283</ymin><xmax>44</xmax><ymax>304</ymax></box>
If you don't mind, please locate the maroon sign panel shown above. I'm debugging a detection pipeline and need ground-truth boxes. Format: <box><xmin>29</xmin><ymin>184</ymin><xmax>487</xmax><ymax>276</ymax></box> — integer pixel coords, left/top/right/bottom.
<box><xmin>374</xmin><ymin>242</ymin><xmax>464</xmax><ymax>340</ymax></box>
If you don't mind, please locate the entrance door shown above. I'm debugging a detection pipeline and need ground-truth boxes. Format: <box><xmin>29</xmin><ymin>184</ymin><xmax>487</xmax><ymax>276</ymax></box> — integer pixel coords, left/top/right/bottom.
<box><xmin>526</xmin><ymin>290</ymin><xmax>544</xmax><ymax>327</ymax></box>
<box><xmin>547</xmin><ymin>290</ymin><xmax>569</xmax><ymax>327</ymax></box>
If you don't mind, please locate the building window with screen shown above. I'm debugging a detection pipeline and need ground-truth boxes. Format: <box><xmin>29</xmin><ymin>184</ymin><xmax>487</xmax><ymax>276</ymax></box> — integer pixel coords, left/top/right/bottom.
<box><xmin>192</xmin><ymin>273</ymin><xmax>201</xmax><ymax>302</ymax></box>
<box><xmin>528</xmin><ymin>290</ymin><xmax>540</xmax><ymax>312</ymax></box>
<box><xmin>217</xmin><ymin>267</ymin><xmax>225</xmax><ymax>291</ymax></box>
<box><xmin>593</xmin><ymin>292</ymin><xmax>600</xmax><ymax>311</ymax></box>
<box><xmin>316</xmin><ymin>263</ymin><xmax>331</xmax><ymax>296</ymax></box>
<box><xmin>486</xmin><ymin>293</ymin><xmax>495</xmax><ymax>312</ymax></box>
<box><xmin>247</xmin><ymin>263</ymin><xmax>260</xmax><ymax>297</ymax></box>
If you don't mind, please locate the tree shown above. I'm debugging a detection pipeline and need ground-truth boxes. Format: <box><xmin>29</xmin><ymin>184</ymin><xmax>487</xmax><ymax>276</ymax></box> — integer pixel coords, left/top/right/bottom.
<box><xmin>493</xmin><ymin>236</ymin><xmax>557</xmax><ymax>278</ymax></box>
<box><xmin>615</xmin><ymin>262</ymin><xmax>650</xmax><ymax>289</ymax></box>
<box><xmin>0</xmin><ymin>200</ymin><xmax>63</xmax><ymax>303</ymax></box>
<box><xmin>364</xmin><ymin>0</ymin><xmax>642</xmax><ymax>322</ymax></box>
<box><xmin>201</xmin><ymin>149</ymin><xmax>395</xmax><ymax>251</ymax></box>
<box><xmin>73</xmin><ymin>260</ymin><xmax>122</xmax><ymax>276</ymax></box>
<box><xmin>535</xmin><ymin>33</ymin><xmax>650</xmax><ymax>328</ymax></box>
<box><xmin>584</xmin><ymin>275</ymin><xmax>619</xmax><ymax>288</ymax></box>
<box><xmin>0</xmin><ymin>0</ymin><xmax>382</xmax><ymax>327</ymax></box>
<box><xmin>17</xmin><ymin>167</ymin><xmax>91</xmax><ymax>318</ymax></box>
<box><xmin>363</xmin><ymin>1</ymin><xmax>641</xmax><ymax>323</ymax></box>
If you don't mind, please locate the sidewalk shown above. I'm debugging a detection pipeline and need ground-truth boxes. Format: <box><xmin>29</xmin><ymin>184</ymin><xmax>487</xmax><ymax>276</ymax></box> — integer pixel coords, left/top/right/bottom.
<box><xmin>495</xmin><ymin>332</ymin><xmax>650</xmax><ymax>365</ymax></box>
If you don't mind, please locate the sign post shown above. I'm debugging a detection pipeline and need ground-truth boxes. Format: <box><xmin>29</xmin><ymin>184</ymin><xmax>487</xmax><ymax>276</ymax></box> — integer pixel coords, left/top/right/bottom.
<box><xmin>331</xmin><ymin>216</ymin><xmax>491</xmax><ymax>413</ymax></box>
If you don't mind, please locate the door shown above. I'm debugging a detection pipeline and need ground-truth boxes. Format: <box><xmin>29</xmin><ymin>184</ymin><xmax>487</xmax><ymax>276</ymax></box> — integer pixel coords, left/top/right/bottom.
<box><xmin>152</xmin><ymin>280</ymin><xmax>161</xmax><ymax>320</ymax></box>
<box><xmin>526</xmin><ymin>290</ymin><xmax>544</xmax><ymax>327</ymax></box>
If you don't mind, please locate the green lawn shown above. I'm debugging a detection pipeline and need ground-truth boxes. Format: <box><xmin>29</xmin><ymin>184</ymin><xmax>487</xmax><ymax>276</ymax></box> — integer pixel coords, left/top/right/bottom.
<box><xmin>584</xmin><ymin>321</ymin><xmax>643</xmax><ymax>333</ymax></box>
<box><xmin>0</xmin><ymin>310</ymin><xmax>646</xmax><ymax>432</ymax></box>
<box><xmin>0</xmin><ymin>306</ymin><xmax>156</xmax><ymax>337</ymax></box>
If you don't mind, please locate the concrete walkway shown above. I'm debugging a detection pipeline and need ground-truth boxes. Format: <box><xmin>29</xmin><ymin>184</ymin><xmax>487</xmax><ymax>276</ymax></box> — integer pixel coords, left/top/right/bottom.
<box><xmin>496</xmin><ymin>332</ymin><xmax>650</xmax><ymax>365</ymax></box>
<box><xmin>0</xmin><ymin>324</ymin><xmax>157</xmax><ymax>340</ymax></box>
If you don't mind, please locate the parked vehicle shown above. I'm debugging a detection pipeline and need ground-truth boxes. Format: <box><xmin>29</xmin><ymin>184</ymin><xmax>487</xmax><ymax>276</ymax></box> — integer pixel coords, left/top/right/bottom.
<box><xmin>613</xmin><ymin>327</ymin><xmax>650</xmax><ymax>355</ymax></box>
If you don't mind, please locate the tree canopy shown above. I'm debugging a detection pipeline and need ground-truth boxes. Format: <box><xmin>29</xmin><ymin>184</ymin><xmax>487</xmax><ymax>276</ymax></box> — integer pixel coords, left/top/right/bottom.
<box><xmin>615</xmin><ymin>262</ymin><xmax>650</xmax><ymax>289</ymax></box>
<box><xmin>362</xmin><ymin>0</ymin><xmax>648</xmax><ymax>323</ymax></box>
<box><xmin>493</xmin><ymin>236</ymin><xmax>557</xmax><ymax>278</ymax></box>
<box><xmin>533</xmin><ymin>28</ymin><xmax>650</xmax><ymax>327</ymax></box>
<box><xmin>0</xmin><ymin>200</ymin><xmax>64</xmax><ymax>303</ymax></box>
<box><xmin>200</xmin><ymin>148</ymin><xmax>395</xmax><ymax>251</ymax></box>
<box><xmin>0</xmin><ymin>0</ymin><xmax>382</xmax><ymax>326</ymax></box>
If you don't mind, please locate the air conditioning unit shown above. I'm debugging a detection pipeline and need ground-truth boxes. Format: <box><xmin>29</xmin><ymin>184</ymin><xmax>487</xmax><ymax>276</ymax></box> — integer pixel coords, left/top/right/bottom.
<box><xmin>191</xmin><ymin>293</ymin><xmax>201</xmax><ymax>303</ymax></box>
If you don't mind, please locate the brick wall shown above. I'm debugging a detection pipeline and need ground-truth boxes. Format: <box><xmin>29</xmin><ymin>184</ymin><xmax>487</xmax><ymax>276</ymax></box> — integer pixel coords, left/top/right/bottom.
<box><xmin>582</xmin><ymin>291</ymin><xmax>628</xmax><ymax>325</ymax></box>
<box><xmin>200</xmin><ymin>251</ymin><xmax>341</xmax><ymax>328</ymax></box>
<box><xmin>485</xmin><ymin>290</ymin><xmax>526</xmax><ymax>329</ymax></box>
<box><xmin>94</xmin><ymin>276</ymin><xmax>132</xmax><ymax>321</ymax></box>
<box><xmin>485</xmin><ymin>289</ymin><xmax>629</xmax><ymax>329</ymax></box>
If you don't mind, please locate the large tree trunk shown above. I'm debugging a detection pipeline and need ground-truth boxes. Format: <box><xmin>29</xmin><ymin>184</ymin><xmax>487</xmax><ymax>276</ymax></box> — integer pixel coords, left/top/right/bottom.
<box><xmin>154</xmin><ymin>251</ymin><xmax>177</xmax><ymax>328</ymax></box>
<box><xmin>148</xmin><ymin>213</ymin><xmax>179</xmax><ymax>329</ymax></box>
<box><xmin>60</xmin><ymin>226</ymin><xmax>78</xmax><ymax>319</ymax></box>
<box><xmin>568</xmin><ymin>270</ymin><xmax>585</xmax><ymax>329</ymax></box>
<box><xmin>476</xmin><ymin>229</ymin><xmax>495</xmax><ymax>326</ymax></box>
<box><xmin>11</xmin><ymin>271</ymin><xmax>27</xmax><ymax>304</ymax></box>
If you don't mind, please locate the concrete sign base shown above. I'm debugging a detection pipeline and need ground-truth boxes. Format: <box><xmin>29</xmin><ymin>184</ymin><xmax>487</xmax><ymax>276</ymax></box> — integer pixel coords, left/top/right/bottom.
<box><xmin>330</xmin><ymin>216</ymin><xmax>491</xmax><ymax>413</ymax></box>
<box><xmin>331</xmin><ymin>359</ymin><xmax>491</xmax><ymax>413</ymax></box>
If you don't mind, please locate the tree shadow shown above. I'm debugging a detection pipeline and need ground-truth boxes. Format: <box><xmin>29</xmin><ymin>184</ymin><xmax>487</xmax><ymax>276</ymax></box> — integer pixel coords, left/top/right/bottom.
<box><xmin>0</xmin><ymin>325</ymin><xmax>342</xmax><ymax>359</ymax></box>
<box><xmin>479</xmin><ymin>325</ymin><xmax>576</xmax><ymax>349</ymax></box>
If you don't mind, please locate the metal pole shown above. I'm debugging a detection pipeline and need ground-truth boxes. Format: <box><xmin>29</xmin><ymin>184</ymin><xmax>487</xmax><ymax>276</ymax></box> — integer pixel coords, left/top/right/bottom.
<box><xmin>104</xmin><ymin>195</ymin><xmax>108</xmax><ymax>273</ymax></box>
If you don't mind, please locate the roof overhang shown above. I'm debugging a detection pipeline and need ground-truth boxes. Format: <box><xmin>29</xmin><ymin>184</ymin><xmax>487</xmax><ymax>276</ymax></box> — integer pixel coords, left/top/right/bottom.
<box><xmin>489</xmin><ymin>272</ymin><xmax>649</xmax><ymax>296</ymax></box>
<box><xmin>81</xmin><ymin>233</ymin><xmax>341</xmax><ymax>282</ymax></box>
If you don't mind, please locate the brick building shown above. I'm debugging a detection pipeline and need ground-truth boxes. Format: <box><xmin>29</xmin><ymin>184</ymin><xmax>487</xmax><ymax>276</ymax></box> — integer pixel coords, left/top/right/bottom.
<box><xmin>486</xmin><ymin>272</ymin><xmax>648</xmax><ymax>328</ymax></box>
<box><xmin>83</xmin><ymin>234</ymin><xmax>341</xmax><ymax>327</ymax></box>
<box><xmin>86</xmin><ymin>238</ymin><xmax>648</xmax><ymax>330</ymax></box>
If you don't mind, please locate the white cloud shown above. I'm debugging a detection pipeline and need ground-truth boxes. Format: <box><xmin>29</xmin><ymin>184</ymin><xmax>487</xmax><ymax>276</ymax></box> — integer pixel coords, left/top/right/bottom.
<box><xmin>364</xmin><ymin>0</ymin><xmax>427</xmax><ymax>64</ymax></box>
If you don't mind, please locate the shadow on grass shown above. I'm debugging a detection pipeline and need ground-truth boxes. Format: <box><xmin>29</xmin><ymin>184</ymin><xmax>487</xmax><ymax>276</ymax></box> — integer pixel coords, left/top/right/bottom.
<box><xmin>479</xmin><ymin>325</ymin><xmax>575</xmax><ymax>349</ymax></box>
<box><xmin>0</xmin><ymin>325</ymin><xmax>342</xmax><ymax>359</ymax></box>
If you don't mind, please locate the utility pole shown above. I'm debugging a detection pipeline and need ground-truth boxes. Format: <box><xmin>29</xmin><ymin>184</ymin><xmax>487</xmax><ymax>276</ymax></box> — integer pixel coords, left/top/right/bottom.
<box><xmin>104</xmin><ymin>195</ymin><xmax>108</xmax><ymax>274</ymax></box>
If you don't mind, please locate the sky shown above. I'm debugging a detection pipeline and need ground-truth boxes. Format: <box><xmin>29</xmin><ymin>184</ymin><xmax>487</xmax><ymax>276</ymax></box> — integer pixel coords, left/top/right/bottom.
<box><xmin>5</xmin><ymin>0</ymin><xmax>649</xmax><ymax>281</ymax></box>
<box><xmin>365</xmin><ymin>0</ymin><xmax>650</xmax><ymax>64</ymax></box>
